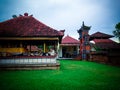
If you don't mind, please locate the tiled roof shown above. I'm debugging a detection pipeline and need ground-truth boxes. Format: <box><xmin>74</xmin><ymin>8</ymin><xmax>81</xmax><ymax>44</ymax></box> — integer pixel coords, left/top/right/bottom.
<box><xmin>62</xmin><ymin>35</ymin><xmax>79</xmax><ymax>44</ymax></box>
<box><xmin>0</xmin><ymin>13</ymin><xmax>64</xmax><ymax>37</ymax></box>
<box><xmin>92</xmin><ymin>39</ymin><xmax>120</xmax><ymax>49</ymax></box>
<box><xmin>93</xmin><ymin>39</ymin><xmax>114</xmax><ymax>43</ymax></box>
<box><xmin>94</xmin><ymin>43</ymin><xmax>120</xmax><ymax>49</ymax></box>
<box><xmin>90</xmin><ymin>32</ymin><xmax>114</xmax><ymax>40</ymax></box>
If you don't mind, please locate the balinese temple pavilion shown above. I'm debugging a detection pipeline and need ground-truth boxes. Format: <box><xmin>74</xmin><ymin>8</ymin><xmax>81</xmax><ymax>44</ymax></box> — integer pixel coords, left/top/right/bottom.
<box><xmin>89</xmin><ymin>31</ymin><xmax>120</xmax><ymax>64</ymax></box>
<box><xmin>0</xmin><ymin>13</ymin><xmax>65</xmax><ymax>70</ymax></box>
<box><xmin>59</xmin><ymin>35</ymin><xmax>80</xmax><ymax>59</ymax></box>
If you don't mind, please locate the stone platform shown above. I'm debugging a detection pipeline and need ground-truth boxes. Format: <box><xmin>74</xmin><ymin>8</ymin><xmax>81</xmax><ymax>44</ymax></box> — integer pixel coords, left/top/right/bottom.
<box><xmin>0</xmin><ymin>56</ymin><xmax>60</xmax><ymax>70</ymax></box>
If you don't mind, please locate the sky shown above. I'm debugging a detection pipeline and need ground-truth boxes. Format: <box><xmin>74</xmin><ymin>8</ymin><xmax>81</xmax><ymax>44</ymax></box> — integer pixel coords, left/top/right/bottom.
<box><xmin>0</xmin><ymin>0</ymin><xmax>120</xmax><ymax>42</ymax></box>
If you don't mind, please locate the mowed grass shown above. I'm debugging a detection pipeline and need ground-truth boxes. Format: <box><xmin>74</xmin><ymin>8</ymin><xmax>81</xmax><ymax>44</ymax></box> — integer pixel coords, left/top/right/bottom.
<box><xmin>0</xmin><ymin>60</ymin><xmax>120</xmax><ymax>90</ymax></box>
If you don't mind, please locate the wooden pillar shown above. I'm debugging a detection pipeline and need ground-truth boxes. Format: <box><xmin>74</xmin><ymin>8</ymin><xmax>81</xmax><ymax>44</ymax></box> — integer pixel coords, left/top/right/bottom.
<box><xmin>77</xmin><ymin>45</ymin><xmax>79</xmax><ymax>55</ymax></box>
<box><xmin>57</xmin><ymin>41</ymin><xmax>59</xmax><ymax>53</ymax></box>
<box><xmin>56</xmin><ymin>41</ymin><xmax>59</xmax><ymax>58</ymax></box>
<box><xmin>44</xmin><ymin>42</ymin><xmax>46</xmax><ymax>53</ymax></box>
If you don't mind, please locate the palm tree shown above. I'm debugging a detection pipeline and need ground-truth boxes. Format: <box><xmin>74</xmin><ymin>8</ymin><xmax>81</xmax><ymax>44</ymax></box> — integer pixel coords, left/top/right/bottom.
<box><xmin>113</xmin><ymin>22</ymin><xmax>120</xmax><ymax>43</ymax></box>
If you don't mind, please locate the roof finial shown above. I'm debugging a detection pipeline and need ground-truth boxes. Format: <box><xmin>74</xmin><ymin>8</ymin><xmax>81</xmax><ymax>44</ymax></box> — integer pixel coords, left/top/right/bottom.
<box><xmin>82</xmin><ymin>21</ymin><xmax>84</xmax><ymax>26</ymax></box>
<box><xmin>12</xmin><ymin>15</ymin><xmax>17</xmax><ymax>18</ymax></box>
<box><xmin>24</xmin><ymin>13</ymin><xmax>28</xmax><ymax>16</ymax></box>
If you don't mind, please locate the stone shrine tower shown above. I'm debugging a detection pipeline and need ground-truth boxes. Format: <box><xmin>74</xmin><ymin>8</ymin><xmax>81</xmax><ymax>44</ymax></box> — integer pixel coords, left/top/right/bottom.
<box><xmin>77</xmin><ymin>22</ymin><xmax>91</xmax><ymax>60</ymax></box>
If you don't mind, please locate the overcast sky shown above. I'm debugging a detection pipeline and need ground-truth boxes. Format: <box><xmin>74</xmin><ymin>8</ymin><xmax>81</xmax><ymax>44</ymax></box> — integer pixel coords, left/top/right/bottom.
<box><xmin>0</xmin><ymin>0</ymin><xmax>120</xmax><ymax>41</ymax></box>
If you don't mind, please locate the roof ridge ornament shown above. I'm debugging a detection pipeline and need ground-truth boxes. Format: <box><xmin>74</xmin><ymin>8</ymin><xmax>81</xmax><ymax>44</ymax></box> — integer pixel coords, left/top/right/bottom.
<box><xmin>24</xmin><ymin>13</ymin><xmax>28</xmax><ymax>16</ymax></box>
<box><xmin>12</xmin><ymin>15</ymin><xmax>17</xmax><ymax>18</ymax></box>
<box><xmin>82</xmin><ymin>21</ymin><xmax>85</xmax><ymax>27</ymax></box>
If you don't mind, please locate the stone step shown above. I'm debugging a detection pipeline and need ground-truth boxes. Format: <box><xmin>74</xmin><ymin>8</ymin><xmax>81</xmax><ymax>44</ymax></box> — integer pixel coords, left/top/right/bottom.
<box><xmin>0</xmin><ymin>62</ymin><xmax>60</xmax><ymax>70</ymax></box>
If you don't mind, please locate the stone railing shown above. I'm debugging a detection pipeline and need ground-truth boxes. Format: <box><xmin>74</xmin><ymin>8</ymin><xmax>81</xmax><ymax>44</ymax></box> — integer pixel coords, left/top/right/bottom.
<box><xmin>0</xmin><ymin>55</ymin><xmax>57</xmax><ymax>64</ymax></box>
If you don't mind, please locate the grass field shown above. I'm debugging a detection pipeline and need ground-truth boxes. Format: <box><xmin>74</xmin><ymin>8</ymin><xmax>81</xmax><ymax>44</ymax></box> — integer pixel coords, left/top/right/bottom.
<box><xmin>0</xmin><ymin>60</ymin><xmax>120</xmax><ymax>90</ymax></box>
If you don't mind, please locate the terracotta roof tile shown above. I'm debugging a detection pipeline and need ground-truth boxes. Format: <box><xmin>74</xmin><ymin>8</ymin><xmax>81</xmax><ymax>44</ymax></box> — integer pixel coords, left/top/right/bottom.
<box><xmin>94</xmin><ymin>43</ymin><xmax>120</xmax><ymax>49</ymax></box>
<box><xmin>92</xmin><ymin>39</ymin><xmax>120</xmax><ymax>49</ymax></box>
<box><xmin>90</xmin><ymin>32</ymin><xmax>114</xmax><ymax>40</ymax></box>
<box><xmin>62</xmin><ymin>35</ymin><xmax>79</xmax><ymax>44</ymax></box>
<box><xmin>93</xmin><ymin>39</ymin><xmax>114</xmax><ymax>43</ymax></box>
<box><xmin>0</xmin><ymin>14</ymin><xmax>64</xmax><ymax>37</ymax></box>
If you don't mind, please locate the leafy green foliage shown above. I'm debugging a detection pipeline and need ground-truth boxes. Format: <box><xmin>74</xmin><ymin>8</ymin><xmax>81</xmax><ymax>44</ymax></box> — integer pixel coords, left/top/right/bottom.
<box><xmin>113</xmin><ymin>22</ymin><xmax>120</xmax><ymax>42</ymax></box>
<box><xmin>0</xmin><ymin>60</ymin><xmax>120</xmax><ymax>90</ymax></box>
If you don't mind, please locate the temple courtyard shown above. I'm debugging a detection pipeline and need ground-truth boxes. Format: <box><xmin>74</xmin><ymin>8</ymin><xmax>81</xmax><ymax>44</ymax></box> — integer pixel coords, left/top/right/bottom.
<box><xmin>0</xmin><ymin>60</ymin><xmax>120</xmax><ymax>90</ymax></box>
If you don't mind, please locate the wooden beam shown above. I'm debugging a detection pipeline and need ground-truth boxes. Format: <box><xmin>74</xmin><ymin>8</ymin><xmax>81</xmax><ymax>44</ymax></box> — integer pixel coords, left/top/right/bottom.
<box><xmin>0</xmin><ymin>37</ymin><xmax>59</xmax><ymax>40</ymax></box>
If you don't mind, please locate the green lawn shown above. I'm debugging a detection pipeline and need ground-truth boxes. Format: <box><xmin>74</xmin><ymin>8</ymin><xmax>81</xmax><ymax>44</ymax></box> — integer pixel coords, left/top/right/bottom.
<box><xmin>0</xmin><ymin>60</ymin><xmax>120</xmax><ymax>90</ymax></box>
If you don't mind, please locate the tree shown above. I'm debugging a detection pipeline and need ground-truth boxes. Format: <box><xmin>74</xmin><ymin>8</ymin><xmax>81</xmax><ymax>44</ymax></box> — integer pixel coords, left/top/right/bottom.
<box><xmin>113</xmin><ymin>22</ymin><xmax>120</xmax><ymax>43</ymax></box>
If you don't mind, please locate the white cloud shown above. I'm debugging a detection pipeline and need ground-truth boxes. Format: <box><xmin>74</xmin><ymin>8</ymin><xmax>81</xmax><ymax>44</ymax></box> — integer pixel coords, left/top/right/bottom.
<box><xmin>37</xmin><ymin>0</ymin><xmax>109</xmax><ymax>26</ymax></box>
<box><xmin>21</xmin><ymin>0</ymin><xmax>111</xmax><ymax>26</ymax></box>
<box><xmin>0</xmin><ymin>0</ymin><xmax>115</xmax><ymax>39</ymax></box>
<box><xmin>48</xmin><ymin>0</ymin><xmax>73</xmax><ymax>5</ymax></box>
<box><xmin>34</xmin><ymin>0</ymin><xmax>111</xmax><ymax>39</ymax></box>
